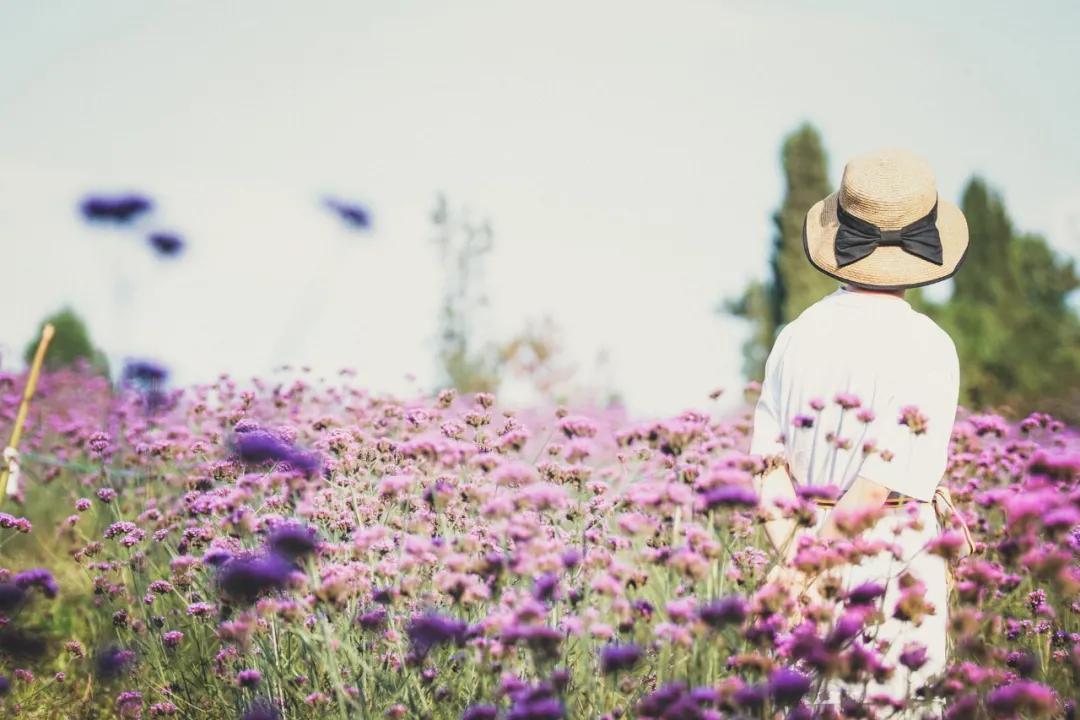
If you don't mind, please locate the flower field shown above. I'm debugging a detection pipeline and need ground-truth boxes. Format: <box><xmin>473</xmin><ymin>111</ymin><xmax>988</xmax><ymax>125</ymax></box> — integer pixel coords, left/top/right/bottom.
<box><xmin>0</xmin><ymin>366</ymin><xmax>1078</xmax><ymax>719</ymax></box>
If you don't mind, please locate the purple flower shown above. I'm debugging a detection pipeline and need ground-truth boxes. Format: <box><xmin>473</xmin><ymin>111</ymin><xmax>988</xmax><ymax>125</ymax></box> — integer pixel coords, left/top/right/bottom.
<box><xmin>203</xmin><ymin>549</ymin><xmax>233</xmax><ymax>566</ymax></box>
<box><xmin>123</xmin><ymin>359</ymin><xmax>169</xmax><ymax>384</ymax></box>
<box><xmin>232</xmin><ymin>431</ymin><xmax>321</xmax><ymax>477</ymax></box>
<box><xmin>733</xmin><ymin>683</ymin><xmax>767</xmax><ymax>709</ymax></box>
<box><xmin>700</xmin><ymin>485</ymin><xmax>758</xmax><ymax>510</ymax></box>
<box><xmin>507</xmin><ymin>697</ymin><xmax>563</xmax><ymax>720</ymax></box>
<box><xmin>533</xmin><ymin>573</ymin><xmax>559</xmax><ymax>602</ymax></box>
<box><xmin>265</xmin><ymin>523</ymin><xmax>320</xmax><ymax>560</ymax></box>
<box><xmin>240</xmin><ymin>699</ymin><xmax>281</xmax><ymax>720</ymax></box>
<box><xmin>462</xmin><ymin>706</ymin><xmax>499</xmax><ymax>720</ymax></box>
<box><xmin>636</xmin><ymin>682</ymin><xmax>688</xmax><ymax>717</ymax></box>
<box><xmin>80</xmin><ymin>193</ymin><xmax>153</xmax><ymax>223</ymax></box>
<box><xmin>900</xmin><ymin>644</ymin><xmax>929</xmax><ymax>671</ymax></box>
<box><xmin>324</xmin><ymin>197</ymin><xmax>372</xmax><ymax>230</ymax></box>
<box><xmin>237</xmin><ymin>669</ymin><xmax>262</xmax><ymax>688</ymax></box>
<box><xmin>216</xmin><ymin>554</ymin><xmax>293</xmax><ymax>604</ymax></box>
<box><xmin>768</xmin><ymin>667</ymin><xmax>811</xmax><ymax>705</ymax></box>
<box><xmin>13</xmin><ymin>568</ymin><xmax>58</xmax><ymax>599</ymax></box>
<box><xmin>698</xmin><ymin>595</ymin><xmax>748</xmax><ymax>628</ymax></box>
<box><xmin>0</xmin><ymin>676</ymin><xmax>8</xmax><ymax>696</ymax></box>
<box><xmin>356</xmin><ymin>609</ymin><xmax>387</xmax><ymax>631</ymax></box>
<box><xmin>147</xmin><ymin>232</ymin><xmax>184</xmax><ymax>257</ymax></box>
<box><xmin>600</xmin><ymin>643</ymin><xmax>643</xmax><ymax>674</ymax></box>
<box><xmin>0</xmin><ymin>583</ymin><xmax>27</xmax><ymax>611</ymax></box>
<box><xmin>232</xmin><ymin>431</ymin><xmax>294</xmax><ymax>465</ymax></box>
<box><xmin>845</xmin><ymin>582</ymin><xmax>886</xmax><ymax>606</ymax></box>
<box><xmin>0</xmin><ymin>628</ymin><xmax>47</xmax><ymax>660</ymax></box>
<box><xmin>406</xmin><ymin>613</ymin><xmax>468</xmax><ymax>659</ymax></box>
<box><xmin>834</xmin><ymin>393</ymin><xmax>861</xmax><ymax>410</ymax></box>
<box><xmin>792</xmin><ymin>414</ymin><xmax>815</xmax><ymax>429</ymax></box>
<box><xmin>826</xmin><ymin>611</ymin><xmax>865</xmax><ymax>649</ymax></box>
<box><xmin>95</xmin><ymin>645</ymin><xmax>136</xmax><ymax>679</ymax></box>
<box><xmin>986</xmin><ymin>680</ymin><xmax>1057</xmax><ymax>715</ymax></box>
<box><xmin>560</xmin><ymin>549</ymin><xmax>581</xmax><ymax>569</ymax></box>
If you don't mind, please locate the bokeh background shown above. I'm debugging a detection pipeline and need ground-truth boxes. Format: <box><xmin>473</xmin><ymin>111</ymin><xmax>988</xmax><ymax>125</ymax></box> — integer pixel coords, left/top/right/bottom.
<box><xmin>2</xmin><ymin>0</ymin><xmax>1078</xmax><ymax>419</ymax></box>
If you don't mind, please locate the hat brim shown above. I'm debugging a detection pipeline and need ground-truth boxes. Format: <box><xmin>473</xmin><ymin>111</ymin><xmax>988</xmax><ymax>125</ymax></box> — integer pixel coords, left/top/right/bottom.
<box><xmin>803</xmin><ymin>192</ymin><xmax>970</xmax><ymax>290</ymax></box>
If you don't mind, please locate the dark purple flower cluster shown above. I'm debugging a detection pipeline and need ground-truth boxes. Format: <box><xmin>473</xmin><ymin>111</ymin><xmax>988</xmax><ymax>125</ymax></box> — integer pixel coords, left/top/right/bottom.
<box><xmin>265</xmin><ymin>522</ymin><xmax>320</xmax><ymax>561</ymax></box>
<box><xmin>406</xmin><ymin>612</ymin><xmax>469</xmax><ymax>660</ymax></box>
<box><xmin>123</xmin><ymin>359</ymin><xmax>169</xmax><ymax>385</ymax></box>
<box><xmin>240</xmin><ymin>699</ymin><xmax>281</xmax><ymax>720</ymax></box>
<box><xmin>697</xmin><ymin>595</ymin><xmax>748</xmax><ymax>628</ymax></box>
<box><xmin>636</xmin><ymin>682</ymin><xmax>718</xmax><ymax>719</ymax></box>
<box><xmin>13</xmin><ymin>567</ymin><xmax>58</xmax><ymax>598</ymax></box>
<box><xmin>0</xmin><ymin>583</ymin><xmax>27</xmax><ymax>611</ymax></box>
<box><xmin>231</xmin><ymin>429</ymin><xmax>321</xmax><ymax>477</ymax></box>
<box><xmin>95</xmin><ymin>644</ymin><xmax>137</xmax><ymax>679</ymax></box>
<box><xmin>323</xmin><ymin>197</ymin><xmax>372</xmax><ymax>230</ymax></box>
<box><xmin>216</xmin><ymin>554</ymin><xmax>293</xmax><ymax>605</ymax></box>
<box><xmin>599</xmin><ymin>643</ymin><xmax>643</xmax><ymax>674</ymax></box>
<box><xmin>699</xmin><ymin>485</ymin><xmax>758</xmax><ymax>510</ymax></box>
<box><xmin>147</xmin><ymin>232</ymin><xmax>185</xmax><ymax>258</ymax></box>
<box><xmin>506</xmin><ymin>682</ymin><xmax>564</xmax><ymax>720</ymax></box>
<box><xmin>80</xmin><ymin>193</ymin><xmax>153</xmax><ymax>223</ymax></box>
<box><xmin>767</xmin><ymin>667</ymin><xmax>812</xmax><ymax>705</ymax></box>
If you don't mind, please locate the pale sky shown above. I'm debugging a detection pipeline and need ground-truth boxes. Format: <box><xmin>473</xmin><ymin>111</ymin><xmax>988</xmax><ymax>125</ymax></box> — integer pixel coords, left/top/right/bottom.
<box><xmin>1</xmin><ymin>0</ymin><xmax>1078</xmax><ymax>417</ymax></box>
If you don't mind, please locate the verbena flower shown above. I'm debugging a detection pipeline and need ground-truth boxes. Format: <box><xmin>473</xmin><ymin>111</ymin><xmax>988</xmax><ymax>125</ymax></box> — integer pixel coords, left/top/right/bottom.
<box><xmin>147</xmin><ymin>232</ymin><xmax>184</xmax><ymax>257</ymax></box>
<box><xmin>265</xmin><ymin>523</ymin><xmax>320</xmax><ymax>560</ymax></box>
<box><xmin>600</xmin><ymin>643</ymin><xmax>643</xmax><ymax>674</ymax></box>
<box><xmin>13</xmin><ymin>568</ymin><xmax>58</xmax><ymax>598</ymax></box>
<box><xmin>80</xmin><ymin>193</ymin><xmax>153</xmax><ymax>223</ymax></box>
<box><xmin>323</xmin><ymin>197</ymin><xmax>372</xmax><ymax>230</ymax></box>
<box><xmin>216</xmin><ymin>554</ymin><xmax>293</xmax><ymax>604</ymax></box>
<box><xmin>406</xmin><ymin>613</ymin><xmax>469</xmax><ymax>659</ymax></box>
<box><xmin>95</xmin><ymin>645</ymin><xmax>136</xmax><ymax>679</ymax></box>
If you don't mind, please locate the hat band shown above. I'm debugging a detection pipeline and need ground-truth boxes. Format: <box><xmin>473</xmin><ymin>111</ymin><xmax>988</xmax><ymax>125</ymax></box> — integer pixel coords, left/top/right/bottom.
<box><xmin>835</xmin><ymin>196</ymin><xmax>944</xmax><ymax>268</ymax></box>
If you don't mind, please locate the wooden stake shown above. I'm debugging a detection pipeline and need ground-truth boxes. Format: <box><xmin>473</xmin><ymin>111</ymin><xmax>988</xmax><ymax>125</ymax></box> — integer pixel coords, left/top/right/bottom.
<box><xmin>1</xmin><ymin>323</ymin><xmax>55</xmax><ymax>502</ymax></box>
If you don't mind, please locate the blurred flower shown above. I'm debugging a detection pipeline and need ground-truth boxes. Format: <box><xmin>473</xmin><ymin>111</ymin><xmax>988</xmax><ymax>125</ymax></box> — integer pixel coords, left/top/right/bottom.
<box><xmin>0</xmin><ymin>583</ymin><xmax>27</xmax><ymax>611</ymax></box>
<box><xmin>13</xmin><ymin>568</ymin><xmax>58</xmax><ymax>598</ymax></box>
<box><xmin>266</xmin><ymin>523</ymin><xmax>320</xmax><ymax>560</ymax></box>
<box><xmin>767</xmin><ymin>667</ymin><xmax>811</xmax><ymax>705</ymax></box>
<box><xmin>698</xmin><ymin>596</ymin><xmax>748</xmax><ymax>628</ymax></box>
<box><xmin>94</xmin><ymin>645</ymin><xmax>136</xmax><ymax>679</ymax></box>
<box><xmin>147</xmin><ymin>232</ymin><xmax>184</xmax><ymax>258</ymax></box>
<box><xmin>237</xmin><ymin>669</ymin><xmax>262</xmax><ymax>688</ymax></box>
<box><xmin>699</xmin><ymin>485</ymin><xmax>758</xmax><ymax>510</ymax></box>
<box><xmin>600</xmin><ymin>643</ymin><xmax>643</xmax><ymax>674</ymax></box>
<box><xmin>406</xmin><ymin>613</ymin><xmax>468</xmax><ymax>659</ymax></box>
<box><xmin>240</xmin><ymin>699</ymin><xmax>281</xmax><ymax>720</ymax></box>
<box><xmin>216</xmin><ymin>554</ymin><xmax>293</xmax><ymax>604</ymax></box>
<box><xmin>80</xmin><ymin>193</ymin><xmax>153</xmax><ymax>223</ymax></box>
<box><xmin>323</xmin><ymin>197</ymin><xmax>372</xmax><ymax>230</ymax></box>
<box><xmin>123</xmin><ymin>359</ymin><xmax>169</xmax><ymax>384</ymax></box>
<box><xmin>462</xmin><ymin>706</ymin><xmax>498</xmax><ymax>720</ymax></box>
<box><xmin>986</xmin><ymin>680</ymin><xmax>1057</xmax><ymax>716</ymax></box>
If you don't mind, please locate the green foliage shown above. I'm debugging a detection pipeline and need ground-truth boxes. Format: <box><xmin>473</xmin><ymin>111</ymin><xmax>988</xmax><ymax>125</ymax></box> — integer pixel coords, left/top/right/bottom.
<box><xmin>726</xmin><ymin>123</ymin><xmax>838</xmax><ymax>379</ymax></box>
<box><xmin>922</xmin><ymin>178</ymin><xmax>1080</xmax><ymax>420</ymax></box>
<box><xmin>23</xmin><ymin>307</ymin><xmax>108</xmax><ymax>375</ymax></box>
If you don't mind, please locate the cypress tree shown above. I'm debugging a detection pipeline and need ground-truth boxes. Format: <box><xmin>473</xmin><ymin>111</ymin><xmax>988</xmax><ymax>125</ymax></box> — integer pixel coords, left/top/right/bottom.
<box><xmin>725</xmin><ymin>123</ymin><xmax>837</xmax><ymax>379</ymax></box>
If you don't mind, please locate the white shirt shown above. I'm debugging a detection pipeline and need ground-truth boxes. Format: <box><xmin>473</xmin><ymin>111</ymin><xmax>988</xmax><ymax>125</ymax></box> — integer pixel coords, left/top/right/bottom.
<box><xmin>749</xmin><ymin>285</ymin><xmax>960</xmax><ymax>502</ymax></box>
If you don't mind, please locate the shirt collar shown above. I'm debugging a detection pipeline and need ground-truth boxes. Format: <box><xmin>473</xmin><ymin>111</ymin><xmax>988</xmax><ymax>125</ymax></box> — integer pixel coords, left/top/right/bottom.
<box><xmin>829</xmin><ymin>285</ymin><xmax>912</xmax><ymax>308</ymax></box>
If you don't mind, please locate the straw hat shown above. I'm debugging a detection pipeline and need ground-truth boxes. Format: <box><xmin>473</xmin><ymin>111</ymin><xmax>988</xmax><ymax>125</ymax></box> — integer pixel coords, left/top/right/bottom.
<box><xmin>803</xmin><ymin>148</ymin><xmax>969</xmax><ymax>290</ymax></box>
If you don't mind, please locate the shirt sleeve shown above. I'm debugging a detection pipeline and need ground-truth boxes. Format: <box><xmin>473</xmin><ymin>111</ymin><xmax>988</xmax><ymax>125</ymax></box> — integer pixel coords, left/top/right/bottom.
<box><xmin>749</xmin><ymin>332</ymin><xmax>788</xmax><ymax>462</ymax></box>
<box><xmin>856</xmin><ymin>331</ymin><xmax>960</xmax><ymax>501</ymax></box>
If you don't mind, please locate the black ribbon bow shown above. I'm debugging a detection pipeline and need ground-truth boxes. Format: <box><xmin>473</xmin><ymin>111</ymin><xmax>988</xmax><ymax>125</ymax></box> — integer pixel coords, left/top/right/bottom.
<box><xmin>834</xmin><ymin>197</ymin><xmax>944</xmax><ymax>268</ymax></box>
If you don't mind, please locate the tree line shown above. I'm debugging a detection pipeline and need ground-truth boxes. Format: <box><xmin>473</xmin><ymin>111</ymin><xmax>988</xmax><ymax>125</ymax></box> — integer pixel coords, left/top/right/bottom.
<box><xmin>725</xmin><ymin>123</ymin><xmax>1080</xmax><ymax>422</ymax></box>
